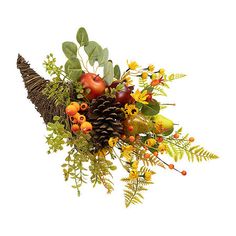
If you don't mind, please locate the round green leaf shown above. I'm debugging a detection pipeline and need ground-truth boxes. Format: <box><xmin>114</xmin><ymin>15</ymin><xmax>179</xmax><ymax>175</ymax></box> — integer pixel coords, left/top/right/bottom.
<box><xmin>141</xmin><ymin>100</ymin><xmax>160</xmax><ymax>116</ymax></box>
<box><xmin>69</xmin><ymin>69</ymin><xmax>83</xmax><ymax>82</ymax></box>
<box><xmin>114</xmin><ymin>65</ymin><xmax>121</xmax><ymax>80</ymax></box>
<box><xmin>103</xmin><ymin>61</ymin><xmax>114</xmax><ymax>86</ymax></box>
<box><xmin>84</xmin><ymin>41</ymin><xmax>103</xmax><ymax>66</ymax></box>
<box><xmin>64</xmin><ymin>58</ymin><xmax>81</xmax><ymax>75</ymax></box>
<box><xmin>98</xmin><ymin>48</ymin><xmax>109</xmax><ymax>66</ymax></box>
<box><xmin>62</xmin><ymin>42</ymin><xmax>77</xmax><ymax>59</ymax></box>
<box><xmin>76</xmin><ymin>27</ymin><xmax>89</xmax><ymax>46</ymax></box>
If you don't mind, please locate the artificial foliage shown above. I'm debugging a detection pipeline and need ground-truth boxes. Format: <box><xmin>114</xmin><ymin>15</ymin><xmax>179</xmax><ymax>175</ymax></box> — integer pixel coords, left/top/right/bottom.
<box><xmin>17</xmin><ymin>27</ymin><xmax>218</xmax><ymax>207</ymax></box>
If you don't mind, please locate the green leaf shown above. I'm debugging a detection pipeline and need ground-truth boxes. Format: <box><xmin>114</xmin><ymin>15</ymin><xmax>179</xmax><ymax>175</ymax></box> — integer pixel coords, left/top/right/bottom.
<box><xmin>62</xmin><ymin>42</ymin><xmax>77</xmax><ymax>59</ymax></box>
<box><xmin>136</xmin><ymin>102</ymin><xmax>143</xmax><ymax>109</ymax></box>
<box><xmin>103</xmin><ymin>61</ymin><xmax>114</xmax><ymax>86</ymax></box>
<box><xmin>69</xmin><ymin>69</ymin><xmax>83</xmax><ymax>82</ymax></box>
<box><xmin>84</xmin><ymin>41</ymin><xmax>103</xmax><ymax>66</ymax></box>
<box><xmin>141</xmin><ymin>100</ymin><xmax>160</xmax><ymax>116</ymax></box>
<box><xmin>114</xmin><ymin>65</ymin><xmax>121</xmax><ymax>79</ymax></box>
<box><xmin>76</xmin><ymin>27</ymin><xmax>89</xmax><ymax>46</ymax></box>
<box><xmin>53</xmin><ymin>116</ymin><xmax>60</xmax><ymax>121</ymax></box>
<box><xmin>98</xmin><ymin>48</ymin><xmax>109</xmax><ymax>66</ymax></box>
<box><xmin>65</xmin><ymin>58</ymin><xmax>81</xmax><ymax>75</ymax></box>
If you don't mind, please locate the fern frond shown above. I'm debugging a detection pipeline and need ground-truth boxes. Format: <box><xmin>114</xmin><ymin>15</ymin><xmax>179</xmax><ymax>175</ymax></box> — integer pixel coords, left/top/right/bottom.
<box><xmin>122</xmin><ymin>177</ymin><xmax>152</xmax><ymax>208</ymax></box>
<box><xmin>140</xmin><ymin>155</ymin><xmax>166</xmax><ymax>168</ymax></box>
<box><xmin>164</xmin><ymin>137</ymin><xmax>219</xmax><ymax>162</ymax></box>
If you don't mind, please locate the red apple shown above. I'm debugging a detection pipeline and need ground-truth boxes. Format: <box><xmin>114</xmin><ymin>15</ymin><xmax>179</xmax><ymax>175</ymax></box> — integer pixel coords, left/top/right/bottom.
<box><xmin>109</xmin><ymin>81</ymin><xmax>134</xmax><ymax>105</ymax></box>
<box><xmin>80</xmin><ymin>73</ymin><xmax>106</xmax><ymax>100</ymax></box>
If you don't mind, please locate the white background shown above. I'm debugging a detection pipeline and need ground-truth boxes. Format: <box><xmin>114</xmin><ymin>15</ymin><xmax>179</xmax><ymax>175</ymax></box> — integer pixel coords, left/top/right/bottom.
<box><xmin>0</xmin><ymin>0</ymin><xmax>235</xmax><ymax>235</ymax></box>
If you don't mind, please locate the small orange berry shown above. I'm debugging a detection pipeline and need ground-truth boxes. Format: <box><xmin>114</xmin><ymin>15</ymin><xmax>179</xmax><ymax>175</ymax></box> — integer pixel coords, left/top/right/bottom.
<box><xmin>189</xmin><ymin>137</ymin><xmax>195</xmax><ymax>142</ymax></box>
<box><xmin>65</xmin><ymin>105</ymin><xmax>77</xmax><ymax>116</ymax></box>
<box><xmin>157</xmin><ymin>137</ymin><xmax>164</xmax><ymax>142</ymax></box>
<box><xmin>71</xmin><ymin>124</ymin><xmax>80</xmax><ymax>133</ymax></box>
<box><xmin>173</xmin><ymin>133</ymin><xmax>179</xmax><ymax>139</ymax></box>
<box><xmin>153</xmin><ymin>151</ymin><xmax>158</xmax><ymax>156</ymax></box>
<box><xmin>181</xmin><ymin>170</ymin><xmax>187</xmax><ymax>176</ymax></box>
<box><xmin>168</xmin><ymin>164</ymin><xmax>175</xmax><ymax>169</ymax></box>
<box><xmin>70</xmin><ymin>113</ymin><xmax>80</xmax><ymax>124</ymax></box>
<box><xmin>78</xmin><ymin>115</ymin><xmax>86</xmax><ymax>124</ymax></box>
<box><xmin>80</xmin><ymin>121</ymin><xmax>93</xmax><ymax>134</ymax></box>
<box><xmin>128</xmin><ymin>125</ymin><xmax>134</xmax><ymax>132</ymax></box>
<box><xmin>80</xmin><ymin>102</ymin><xmax>89</xmax><ymax>111</ymax></box>
<box><xmin>144</xmin><ymin>153</ymin><xmax>151</xmax><ymax>159</ymax></box>
<box><xmin>121</xmin><ymin>134</ymin><xmax>126</xmax><ymax>140</ymax></box>
<box><xmin>150</xmin><ymin>79</ymin><xmax>160</xmax><ymax>87</ymax></box>
<box><xmin>129</xmin><ymin>136</ymin><xmax>135</xmax><ymax>142</ymax></box>
<box><xmin>70</xmin><ymin>102</ymin><xmax>80</xmax><ymax>111</ymax></box>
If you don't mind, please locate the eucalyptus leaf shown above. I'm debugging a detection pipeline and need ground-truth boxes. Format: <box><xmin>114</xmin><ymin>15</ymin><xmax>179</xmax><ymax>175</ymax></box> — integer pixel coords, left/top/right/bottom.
<box><xmin>68</xmin><ymin>69</ymin><xmax>83</xmax><ymax>82</ymax></box>
<box><xmin>65</xmin><ymin>58</ymin><xmax>81</xmax><ymax>75</ymax></box>
<box><xmin>76</xmin><ymin>27</ymin><xmax>89</xmax><ymax>46</ymax></box>
<box><xmin>62</xmin><ymin>42</ymin><xmax>77</xmax><ymax>59</ymax></box>
<box><xmin>141</xmin><ymin>100</ymin><xmax>160</xmax><ymax>116</ymax></box>
<box><xmin>114</xmin><ymin>65</ymin><xmax>121</xmax><ymax>79</ymax></box>
<box><xmin>98</xmin><ymin>48</ymin><xmax>109</xmax><ymax>66</ymax></box>
<box><xmin>103</xmin><ymin>61</ymin><xmax>114</xmax><ymax>86</ymax></box>
<box><xmin>84</xmin><ymin>41</ymin><xmax>103</xmax><ymax>66</ymax></box>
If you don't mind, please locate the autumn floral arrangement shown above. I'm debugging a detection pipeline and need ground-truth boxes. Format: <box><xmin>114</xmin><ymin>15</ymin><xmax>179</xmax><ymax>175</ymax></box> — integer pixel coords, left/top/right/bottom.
<box><xmin>17</xmin><ymin>27</ymin><xmax>218</xmax><ymax>207</ymax></box>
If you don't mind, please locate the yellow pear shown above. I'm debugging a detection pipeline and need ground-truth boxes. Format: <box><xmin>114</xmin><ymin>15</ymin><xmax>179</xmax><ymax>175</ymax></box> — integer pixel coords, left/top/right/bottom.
<box><xmin>152</xmin><ymin>114</ymin><xmax>174</xmax><ymax>135</ymax></box>
<box><xmin>123</xmin><ymin>113</ymin><xmax>154</xmax><ymax>135</ymax></box>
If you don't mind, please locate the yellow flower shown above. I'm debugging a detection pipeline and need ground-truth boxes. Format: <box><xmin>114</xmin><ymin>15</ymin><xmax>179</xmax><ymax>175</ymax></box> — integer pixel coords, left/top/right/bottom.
<box><xmin>129</xmin><ymin>170</ymin><xmax>139</xmax><ymax>180</ymax></box>
<box><xmin>145</xmin><ymin>138</ymin><xmax>157</xmax><ymax>147</ymax></box>
<box><xmin>124</xmin><ymin>76</ymin><xmax>133</xmax><ymax>86</ymax></box>
<box><xmin>131</xmin><ymin>160</ymin><xmax>139</xmax><ymax>169</ymax></box>
<box><xmin>144</xmin><ymin>171</ymin><xmax>152</xmax><ymax>181</ymax></box>
<box><xmin>148</xmin><ymin>64</ymin><xmax>155</xmax><ymax>72</ymax></box>
<box><xmin>125</xmin><ymin>104</ymin><xmax>139</xmax><ymax>116</ymax></box>
<box><xmin>131</xmin><ymin>90</ymin><xmax>149</xmax><ymax>105</ymax></box>
<box><xmin>159</xmin><ymin>68</ymin><xmax>165</xmax><ymax>75</ymax></box>
<box><xmin>97</xmin><ymin>149</ymin><xmax>109</xmax><ymax>157</ymax></box>
<box><xmin>151</xmin><ymin>73</ymin><xmax>157</xmax><ymax>80</ymax></box>
<box><xmin>122</xmin><ymin>145</ymin><xmax>134</xmax><ymax>161</ymax></box>
<box><xmin>141</xmin><ymin>72</ymin><xmax>148</xmax><ymax>80</ymax></box>
<box><xmin>158</xmin><ymin>143</ymin><xmax>167</xmax><ymax>154</ymax></box>
<box><xmin>128</xmin><ymin>61</ymin><xmax>139</xmax><ymax>70</ymax></box>
<box><xmin>108</xmin><ymin>137</ymin><xmax>118</xmax><ymax>147</ymax></box>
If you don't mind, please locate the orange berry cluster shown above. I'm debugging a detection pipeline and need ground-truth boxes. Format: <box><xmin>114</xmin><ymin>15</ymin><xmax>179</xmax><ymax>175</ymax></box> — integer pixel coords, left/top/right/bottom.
<box><xmin>65</xmin><ymin>102</ymin><xmax>92</xmax><ymax>134</ymax></box>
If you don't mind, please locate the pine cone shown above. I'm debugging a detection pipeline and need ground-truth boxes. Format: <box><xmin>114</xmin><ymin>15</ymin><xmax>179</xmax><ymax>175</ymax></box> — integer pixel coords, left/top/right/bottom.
<box><xmin>87</xmin><ymin>95</ymin><xmax>125</xmax><ymax>152</ymax></box>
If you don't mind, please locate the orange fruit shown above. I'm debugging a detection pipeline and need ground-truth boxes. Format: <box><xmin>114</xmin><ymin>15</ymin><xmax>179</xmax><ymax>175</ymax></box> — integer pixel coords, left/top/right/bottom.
<box><xmin>65</xmin><ymin>105</ymin><xmax>77</xmax><ymax>116</ymax></box>
<box><xmin>129</xmin><ymin>136</ymin><xmax>135</xmax><ymax>142</ymax></box>
<box><xmin>128</xmin><ymin>125</ymin><xmax>134</xmax><ymax>132</ymax></box>
<box><xmin>173</xmin><ymin>133</ymin><xmax>179</xmax><ymax>139</ymax></box>
<box><xmin>153</xmin><ymin>151</ymin><xmax>158</xmax><ymax>156</ymax></box>
<box><xmin>80</xmin><ymin>121</ymin><xmax>93</xmax><ymax>134</ymax></box>
<box><xmin>78</xmin><ymin>115</ymin><xmax>86</xmax><ymax>124</ymax></box>
<box><xmin>70</xmin><ymin>113</ymin><xmax>80</xmax><ymax>124</ymax></box>
<box><xmin>121</xmin><ymin>134</ymin><xmax>126</xmax><ymax>140</ymax></box>
<box><xmin>80</xmin><ymin>102</ymin><xmax>89</xmax><ymax>111</ymax></box>
<box><xmin>144</xmin><ymin>153</ymin><xmax>150</xmax><ymax>159</ymax></box>
<box><xmin>157</xmin><ymin>137</ymin><xmax>164</xmax><ymax>142</ymax></box>
<box><xmin>189</xmin><ymin>137</ymin><xmax>195</xmax><ymax>142</ymax></box>
<box><xmin>71</xmin><ymin>124</ymin><xmax>80</xmax><ymax>133</ymax></box>
<box><xmin>168</xmin><ymin>164</ymin><xmax>175</xmax><ymax>169</ymax></box>
<box><xmin>70</xmin><ymin>102</ymin><xmax>80</xmax><ymax>111</ymax></box>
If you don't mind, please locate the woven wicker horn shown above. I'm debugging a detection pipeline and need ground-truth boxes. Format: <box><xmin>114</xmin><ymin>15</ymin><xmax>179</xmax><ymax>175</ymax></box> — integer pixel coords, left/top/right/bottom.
<box><xmin>17</xmin><ymin>54</ymin><xmax>66</xmax><ymax>124</ymax></box>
